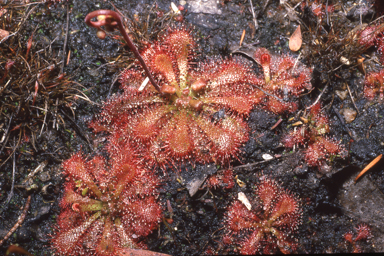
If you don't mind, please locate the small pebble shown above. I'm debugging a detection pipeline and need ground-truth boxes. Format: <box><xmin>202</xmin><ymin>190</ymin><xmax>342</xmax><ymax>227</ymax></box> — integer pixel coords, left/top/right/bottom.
<box><xmin>342</xmin><ymin>108</ymin><xmax>357</xmax><ymax>123</ymax></box>
<box><xmin>335</xmin><ymin>90</ymin><xmax>348</xmax><ymax>100</ymax></box>
<box><xmin>262</xmin><ymin>153</ymin><xmax>274</xmax><ymax>160</ymax></box>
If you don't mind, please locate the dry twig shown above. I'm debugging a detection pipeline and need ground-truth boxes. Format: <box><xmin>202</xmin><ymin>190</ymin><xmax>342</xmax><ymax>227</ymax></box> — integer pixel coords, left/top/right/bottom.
<box><xmin>306</xmin><ymin>82</ymin><xmax>329</xmax><ymax>110</ymax></box>
<box><xmin>0</xmin><ymin>195</ymin><xmax>31</xmax><ymax>246</ymax></box>
<box><xmin>346</xmin><ymin>83</ymin><xmax>360</xmax><ymax>115</ymax></box>
<box><xmin>355</xmin><ymin>154</ymin><xmax>382</xmax><ymax>183</ymax></box>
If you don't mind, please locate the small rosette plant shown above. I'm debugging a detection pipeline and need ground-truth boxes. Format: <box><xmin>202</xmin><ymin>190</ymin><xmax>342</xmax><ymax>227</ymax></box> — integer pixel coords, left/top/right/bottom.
<box><xmin>282</xmin><ymin>103</ymin><xmax>344</xmax><ymax>169</ymax></box>
<box><xmin>223</xmin><ymin>177</ymin><xmax>302</xmax><ymax>254</ymax></box>
<box><xmin>51</xmin><ymin>144</ymin><xmax>162</xmax><ymax>256</ymax></box>
<box><xmin>344</xmin><ymin>224</ymin><xmax>372</xmax><ymax>253</ymax></box>
<box><xmin>364</xmin><ymin>69</ymin><xmax>384</xmax><ymax>100</ymax></box>
<box><xmin>252</xmin><ymin>47</ymin><xmax>312</xmax><ymax>114</ymax></box>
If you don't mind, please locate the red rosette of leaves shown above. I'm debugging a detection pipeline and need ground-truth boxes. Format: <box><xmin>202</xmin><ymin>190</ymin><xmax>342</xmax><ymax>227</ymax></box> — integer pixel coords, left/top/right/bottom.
<box><xmin>90</xmin><ymin>26</ymin><xmax>263</xmax><ymax>167</ymax></box>
<box><xmin>205</xmin><ymin>169</ymin><xmax>235</xmax><ymax>190</ymax></box>
<box><xmin>282</xmin><ymin>103</ymin><xmax>344</xmax><ymax>169</ymax></box>
<box><xmin>224</xmin><ymin>177</ymin><xmax>302</xmax><ymax>255</ymax></box>
<box><xmin>364</xmin><ymin>69</ymin><xmax>384</xmax><ymax>100</ymax></box>
<box><xmin>343</xmin><ymin>224</ymin><xmax>372</xmax><ymax>253</ymax></box>
<box><xmin>51</xmin><ymin>144</ymin><xmax>162</xmax><ymax>256</ymax></box>
<box><xmin>252</xmin><ymin>47</ymin><xmax>312</xmax><ymax>114</ymax></box>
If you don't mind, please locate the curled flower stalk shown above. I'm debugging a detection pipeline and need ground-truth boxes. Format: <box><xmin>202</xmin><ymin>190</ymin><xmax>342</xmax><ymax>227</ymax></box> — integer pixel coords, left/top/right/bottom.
<box><xmin>85</xmin><ymin>10</ymin><xmax>161</xmax><ymax>92</ymax></box>
<box><xmin>51</xmin><ymin>144</ymin><xmax>162</xmax><ymax>256</ymax></box>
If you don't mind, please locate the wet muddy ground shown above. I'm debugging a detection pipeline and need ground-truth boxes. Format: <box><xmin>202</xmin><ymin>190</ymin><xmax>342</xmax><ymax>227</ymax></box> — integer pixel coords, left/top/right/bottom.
<box><xmin>1</xmin><ymin>0</ymin><xmax>384</xmax><ymax>255</ymax></box>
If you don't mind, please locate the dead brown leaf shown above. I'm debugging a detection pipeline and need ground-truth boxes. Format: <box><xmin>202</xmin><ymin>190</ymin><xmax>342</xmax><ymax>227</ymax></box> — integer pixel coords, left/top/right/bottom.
<box><xmin>357</xmin><ymin>56</ymin><xmax>365</xmax><ymax>75</ymax></box>
<box><xmin>289</xmin><ymin>25</ymin><xmax>302</xmax><ymax>52</ymax></box>
<box><xmin>0</xmin><ymin>29</ymin><xmax>9</xmax><ymax>40</ymax></box>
